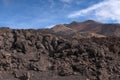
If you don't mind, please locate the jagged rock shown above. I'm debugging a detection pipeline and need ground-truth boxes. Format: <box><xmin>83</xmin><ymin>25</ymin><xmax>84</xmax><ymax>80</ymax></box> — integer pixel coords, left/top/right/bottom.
<box><xmin>0</xmin><ymin>28</ymin><xmax>119</xmax><ymax>80</ymax></box>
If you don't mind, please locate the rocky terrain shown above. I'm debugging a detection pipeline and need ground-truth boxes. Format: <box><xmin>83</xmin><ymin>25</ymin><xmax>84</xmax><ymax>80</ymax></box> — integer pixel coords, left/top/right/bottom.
<box><xmin>0</xmin><ymin>27</ymin><xmax>119</xmax><ymax>80</ymax></box>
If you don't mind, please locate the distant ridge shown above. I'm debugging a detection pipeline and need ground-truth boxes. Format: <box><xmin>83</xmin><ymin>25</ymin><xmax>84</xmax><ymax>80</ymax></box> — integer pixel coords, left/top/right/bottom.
<box><xmin>51</xmin><ymin>20</ymin><xmax>120</xmax><ymax>37</ymax></box>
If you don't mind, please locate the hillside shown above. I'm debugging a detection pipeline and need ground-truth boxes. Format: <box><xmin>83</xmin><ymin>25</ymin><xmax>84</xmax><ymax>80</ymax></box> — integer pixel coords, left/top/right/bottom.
<box><xmin>51</xmin><ymin>20</ymin><xmax>120</xmax><ymax>37</ymax></box>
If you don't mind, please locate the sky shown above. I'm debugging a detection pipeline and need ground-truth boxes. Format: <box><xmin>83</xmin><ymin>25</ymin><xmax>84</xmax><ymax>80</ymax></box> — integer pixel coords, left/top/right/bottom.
<box><xmin>0</xmin><ymin>0</ymin><xmax>120</xmax><ymax>29</ymax></box>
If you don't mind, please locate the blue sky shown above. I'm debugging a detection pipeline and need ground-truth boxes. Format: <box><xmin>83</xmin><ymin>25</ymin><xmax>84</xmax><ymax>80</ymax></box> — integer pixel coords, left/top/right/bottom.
<box><xmin>0</xmin><ymin>0</ymin><xmax>120</xmax><ymax>29</ymax></box>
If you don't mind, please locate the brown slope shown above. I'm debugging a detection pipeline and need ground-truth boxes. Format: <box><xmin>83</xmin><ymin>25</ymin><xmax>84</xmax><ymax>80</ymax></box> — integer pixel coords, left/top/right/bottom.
<box><xmin>65</xmin><ymin>20</ymin><xmax>102</xmax><ymax>33</ymax></box>
<box><xmin>51</xmin><ymin>20</ymin><xmax>120</xmax><ymax>37</ymax></box>
<box><xmin>51</xmin><ymin>24</ymin><xmax>77</xmax><ymax>35</ymax></box>
<box><xmin>99</xmin><ymin>24</ymin><xmax>120</xmax><ymax>37</ymax></box>
<box><xmin>51</xmin><ymin>23</ymin><xmax>106</xmax><ymax>39</ymax></box>
<box><xmin>67</xmin><ymin>20</ymin><xmax>120</xmax><ymax>37</ymax></box>
<box><xmin>72</xmin><ymin>32</ymin><xmax>106</xmax><ymax>39</ymax></box>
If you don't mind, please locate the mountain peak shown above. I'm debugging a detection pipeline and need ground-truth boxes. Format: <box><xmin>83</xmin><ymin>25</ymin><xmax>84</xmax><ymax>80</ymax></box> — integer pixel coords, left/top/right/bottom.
<box><xmin>83</xmin><ymin>20</ymin><xmax>97</xmax><ymax>23</ymax></box>
<box><xmin>70</xmin><ymin>20</ymin><xmax>101</xmax><ymax>25</ymax></box>
<box><xmin>70</xmin><ymin>21</ymin><xmax>79</xmax><ymax>24</ymax></box>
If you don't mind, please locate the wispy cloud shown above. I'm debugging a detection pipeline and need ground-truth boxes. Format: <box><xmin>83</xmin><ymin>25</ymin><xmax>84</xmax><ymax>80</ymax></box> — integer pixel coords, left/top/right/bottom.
<box><xmin>60</xmin><ymin>0</ymin><xmax>73</xmax><ymax>4</ymax></box>
<box><xmin>48</xmin><ymin>0</ymin><xmax>55</xmax><ymax>9</ymax></box>
<box><xmin>45</xmin><ymin>25</ymin><xmax>55</xmax><ymax>28</ymax></box>
<box><xmin>2</xmin><ymin>0</ymin><xmax>11</xmax><ymax>7</ymax></box>
<box><xmin>67</xmin><ymin>0</ymin><xmax>120</xmax><ymax>23</ymax></box>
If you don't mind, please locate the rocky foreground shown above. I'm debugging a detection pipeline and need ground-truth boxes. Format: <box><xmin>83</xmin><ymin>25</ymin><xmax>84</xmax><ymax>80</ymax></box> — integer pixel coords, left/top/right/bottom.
<box><xmin>0</xmin><ymin>28</ymin><xmax>120</xmax><ymax>80</ymax></box>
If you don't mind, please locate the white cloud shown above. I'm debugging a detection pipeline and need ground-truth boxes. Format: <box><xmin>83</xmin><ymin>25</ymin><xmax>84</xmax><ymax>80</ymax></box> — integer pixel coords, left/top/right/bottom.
<box><xmin>67</xmin><ymin>0</ymin><xmax>120</xmax><ymax>23</ymax></box>
<box><xmin>60</xmin><ymin>0</ymin><xmax>73</xmax><ymax>3</ymax></box>
<box><xmin>45</xmin><ymin>25</ymin><xmax>55</xmax><ymax>28</ymax></box>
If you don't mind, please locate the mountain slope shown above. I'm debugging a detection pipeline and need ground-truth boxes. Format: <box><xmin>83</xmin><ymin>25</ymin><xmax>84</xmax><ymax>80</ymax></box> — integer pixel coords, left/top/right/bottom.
<box><xmin>51</xmin><ymin>20</ymin><xmax>120</xmax><ymax>37</ymax></box>
<box><xmin>51</xmin><ymin>24</ymin><xmax>76</xmax><ymax>34</ymax></box>
<box><xmin>66</xmin><ymin>20</ymin><xmax>102</xmax><ymax>32</ymax></box>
